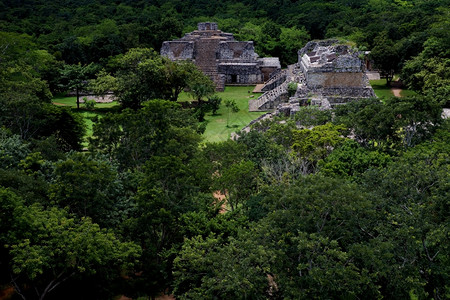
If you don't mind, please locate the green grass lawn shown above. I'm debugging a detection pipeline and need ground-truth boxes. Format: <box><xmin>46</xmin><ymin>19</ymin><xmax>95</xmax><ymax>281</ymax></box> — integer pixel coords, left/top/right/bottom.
<box><xmin>52</xmin><ymin>96</ymin><xmax>120</xmax><ymax>147</ymax></box>
<box><xmin>370</xmin><ymin>79</ymin><xmax>395</xmax><ymax>99</ymax></box>
<box><xmin>201</xmin><ymin>86</ymin><xmax>265</xmax><ymax>143</ymax></box>
<box><xmin>53</xmin><ymin>86</ymin><xmax>265</xmax><ymax>145</ymax></box>
<box><xmin>370</xmin><ymin>79</ymin><xmax>417</xmax><ymax>99</ymax></box>
<box><xmin>52</xmin><ymin>96</ymin><xmax>119</xmax><ymax>108</ymax></box>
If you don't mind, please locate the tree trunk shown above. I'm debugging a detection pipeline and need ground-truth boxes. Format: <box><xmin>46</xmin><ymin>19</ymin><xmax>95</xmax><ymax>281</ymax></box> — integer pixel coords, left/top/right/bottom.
<box><xmin>76</xmin><ymin>87</ymin><xmax>80</xmax><ymax>110</ymax></box>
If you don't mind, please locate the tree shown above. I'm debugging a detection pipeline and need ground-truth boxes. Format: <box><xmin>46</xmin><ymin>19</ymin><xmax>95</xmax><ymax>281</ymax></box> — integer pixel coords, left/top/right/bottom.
<box><xmin>333</xmin><ymin>98</ymin><xmax>397</xmax><ymax>149</ymax></box>
<box><xmin>173</xmin><ymin>234</ymin><xmax>274</xmax><ymax>299</ymax></box>
<box><xmin>319</xmin><ymin>139</ymin><xmax>391</xmax><ymax>179</ymax></box>
<box><xmin>402</xmin><ymin>55</ymin><xmax>450</xmax><ymax>107</ymax></box>
<box><xmin>293</xmin><ymin>105</ymin><xmax>332</xmax><ymax>126</ymax></box>
<box><xmin>279</xmin><ymin>26</ymin><xmax>310</xmax><ymax>65</ymax></box>
<box><xmin>90</xmin><ymin>100</ymin><xmax>201</xmax><ymax>169</ymax></box>
<box><xmin>0</xmin><ymin>32</ymin><xmax>53</xmax><ymax>103</ymax></box>
<box><xmin>358</xmin><ymin>128</ymin><xmax>450</xmax><ymax>298</ymax></box>
<box><xmin>187</xmin><ymin>70</ymin><xmax>216</xmax><ymax>121</ymax></box>
<box><xmin>0</xmin><ymin>97</ymin><xmax>85</xmax><ymax>151</ymax></box>
<box><xmin>0</xmin><ymin>129</ymin><xmax>30</xmax><ymax>169</ymax></box>
<box><xmin>48</xmin><ymin>152</ymin><xmax>130</xmax><ymax>228</ymax></box>
<box><xmin>165</xmin><ymin>60</ymin><xmax>208</xmax><ymax>102</ymax></box>
<box><xmin>370</xmin><ymin>32</ymin><xmax>400</xmax><ymax>86</ymax></box>
<box><xmin>59</xmin><ymin>63</ymin><xmax>97</xmax><ymax>109</ymax></box>
<box><xmin>224</xmin><ymin>99</ymin><xmax>239</xmax><ymax>127</ymax></box>
<box><xmin>94</xmin><ymin>48</ymin><xmax>211</xmax><ymax>109</ymax></box>
<box><xmin>107</xmin><ymin>48</ymin><xmax>168</xmax><ymax>109</ymax></box>
<box><xmin>291</xmin><ymin>123</ymin><xmax>346</xmax><ymax>173</ymax></box>
<box><xmin>386</xmin><ymin>95</ymin><xmax>443</xmax><ymax>148</ymax></box>
<box><xmin>206</xmin><ymin>95</ymin><xmax>222</xmax><ymax>115</ymax></box>
<box><xmin>6</xmin><ymin>202</ymin><xmax>140</xmax><ymax>300</ymax></box>
<box><xmin>213</xmin><ymin>160</ymin><xmax>258</xmax><ymax>212</ymax></box>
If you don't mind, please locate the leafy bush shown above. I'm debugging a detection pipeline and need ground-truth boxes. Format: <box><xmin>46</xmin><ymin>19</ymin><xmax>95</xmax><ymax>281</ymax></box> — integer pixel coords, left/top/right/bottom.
<box><xmin>287</xmin><ymin>82</ymin><xmax>298</xmax><ymax>97</ymax></box>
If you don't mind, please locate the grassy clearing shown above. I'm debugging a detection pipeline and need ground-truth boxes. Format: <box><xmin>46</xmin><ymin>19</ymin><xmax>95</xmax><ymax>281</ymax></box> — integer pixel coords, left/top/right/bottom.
<box><xmin>53</xmin><ymin>86</ymin><xmax>264</xmax><ymax>145</ymax></box>
<box><xmin>370</xmin><ymin>79</ymin><xmax>395</xmax><ymax>99</ymax></box>
<box><xmin>53</xmin><ymin>96</ymin><xmax>119</xmax><ymax>108</ymax></box>
<box><xmin>370</xmin><ymin>78</ymin><xmax>417</xmax><ymax>99</ymax></box>
<box><xmin>201</xmin><ymin>86</ymin><xmax>265</xmax><ymax>143</ymax></box>
<box><xmin>52</xmin><ymin>97</ymin><xmax>120</xmax><ymax>147</ymax></box>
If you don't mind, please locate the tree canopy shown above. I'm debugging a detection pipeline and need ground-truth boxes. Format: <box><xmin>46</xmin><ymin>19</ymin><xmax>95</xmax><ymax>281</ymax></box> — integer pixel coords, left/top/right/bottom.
<box><xmin>0</xmin><ymin>0</ymin><xmax>449</xmax><ymax>299</ymax></box>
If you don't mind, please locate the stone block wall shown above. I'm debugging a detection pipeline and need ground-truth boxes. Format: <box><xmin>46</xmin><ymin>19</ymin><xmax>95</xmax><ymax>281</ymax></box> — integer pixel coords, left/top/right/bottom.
<box><xmin>198</xmin><ymin>22</ymin><xmax>218</xmax><ymax>31</ymax></box>
<box><xmin>160</xmin><ymin>41</ymin><xmax>194</xmax><ymax>60</ymax></box>
<box><xmin>217</xmin><ymin>41</ymin><xmax>258</xmax><ymax>60</ymax></box>
<box><xmin>260</xmin><ymin>67</ymin><xmax>279</xmax><ymax>82</ymax></box>
<box><xmin>218</xmin><ymin>63</ymin><xmax>263</xmax><ymax>84</ymax></box>
<box><xmin>305</xmin><ymin>72</ymin><xmax>365</xmax><ymax>88</ymax></box>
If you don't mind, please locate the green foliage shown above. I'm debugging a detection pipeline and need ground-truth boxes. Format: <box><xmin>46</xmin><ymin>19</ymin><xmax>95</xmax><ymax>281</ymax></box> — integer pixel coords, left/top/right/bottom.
<box><xmin>293</xmin><ymin>105</ymin><xmax>332</xmax><ymax>126</ymax></box>
<box><xmin>279</xmin><ymin>26</ymin><xmax>310</xmax><ymax>64</ymax></box>
<box><xmin>370</xmin><ymin>31</ymin><xmax>400</xmax><ymax>85</ymax></box>
<box><xmin>287</xmin><ymin>81</ymin><xmax>297</xmax><ymax>97</ymax></box>
<box><xmin>214</xmin><ymin>160</ymin><xmax>258</xmax><ymax>212</ymax></box>
<box><xmin>0</xmin><ymin>96</ymin><xmax>85</xmax><ymax>151</ymax></box>
<box><xmin>402</xmin><ymin>56</ymin><xmax>450</xmax><ymax>106</ymax></box>
<box><xmin>319</xmin><ymin>139</ymin><xmax>392</xmax><ymax>179</ymax></box>
<box><xmin>83</xmin><ymin>99</ymin><xmax>96</xmax><ymax>110</ymax></box>
<box><xmin>224</xmin><ymin>99</ymin><xmax>240</xmax><ymax>127</ymax></box>
<box><xmin>90</xmin><ymin>99</ymin><xmax>201</xmax><ymax>169</ymax></box>
<box><xmin>7</xmin><ymin>203</ymin><xmax>141</xmax><ymax>300</ymax></box>
<box><xmin>1</xmin><ymin>1</ymin><xmax>450</xmax><ymax>298</ymax></box>
<box><xmin>0</xmin><ymin>32</ymin><xmax>53</xmax><ymax>102</ymax></box>
<box><xmin>173</xmin><ymin>234</ymin><xmax>273</xmax><ymax>299</ymax></box>
<box><xmin>48</xmin><ymin>152</ymin><xmax>131</xmax><ymax>228</ymax></box>
<box><xmin>97</xmin><ymin>48</ymin><xmax>211</xmax><ymax>109</ymax></box>
<box><xmin>108</xmin><ymin>48</ymin><xmax>167</xmax><ymax>109</ymax></box>
<box><xmin>334</xmin><ymin>96</ymin><xmax>442</xmax><ymax>150</ymax></box>
<box><xmin>187</xmin><ymin>70</ymin><xmax>216</xmax><ymax>102</ymax></box>
<box><xmin>291</xmin><ymin>123</ymin><xmax>346</xmax><ymax>169</ymax></box>
<box><xmin>59</xmin><ymin>63</ymin><xmax>99</xmax><ymax>109</ymax></box>
<box><xmin>206</xmin><ymin>94</ymin><xmax>222</xmax><ymax>115</ymax></box>
<box><xmin>0</xmin><ymin>129</ymin><xmax>30</xmax><ymax>169</ymax></box>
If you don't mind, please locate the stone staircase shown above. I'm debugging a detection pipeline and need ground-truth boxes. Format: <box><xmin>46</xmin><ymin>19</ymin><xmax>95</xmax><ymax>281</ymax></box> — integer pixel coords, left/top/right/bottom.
<box><xmin>249</xmin><ymin>81</ymin><xmax>289</xmax><ymax>111</ymax></box>
<box><xmin>261</xmin><ymin>69</ymin><xmax>287</xmax><ymax>92</ymax></box>
<box><xmin>249</xmin><ymin>64</ymin><xmax>301</xmax><ymax>111</ymax></box>
<box><xmin>194</xmin><ymin>38</ymin><xmax>225</xmax><ymax>91</ymax></box>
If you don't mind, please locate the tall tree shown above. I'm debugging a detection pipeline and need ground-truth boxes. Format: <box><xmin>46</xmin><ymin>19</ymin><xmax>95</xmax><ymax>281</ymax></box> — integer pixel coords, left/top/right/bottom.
<box><xmin>4</xmin><ymin>197</ymin><xmax>141</xmax><ymax>300</ymax></box>
<box><xmin>370</xmin><ymin>32</ymin><xmax>400</xmax><ymax>86</ymax></box>
<box><xmin>59</xmin><ymin>63</ymin><xmax>97</xmax><ymax>109</ymax></box>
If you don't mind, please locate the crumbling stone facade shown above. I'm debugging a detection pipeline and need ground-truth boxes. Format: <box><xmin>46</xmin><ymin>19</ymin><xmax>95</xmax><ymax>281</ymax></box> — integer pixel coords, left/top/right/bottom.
<box><xmin>161</xmin><ymin>22</ymin><xmax>281</xmax><ymax>91</ymax></box>
<box><xmin>249</xmin><ymin>39</ymin><xmax>376</xmax><ymax>113</ymax></box>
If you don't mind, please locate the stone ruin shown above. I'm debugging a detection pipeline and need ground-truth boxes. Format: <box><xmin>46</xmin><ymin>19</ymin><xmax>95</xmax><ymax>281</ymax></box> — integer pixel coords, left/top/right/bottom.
<box><xmin>161</xmin><ymin>22</ymin><xmax>281</xmax><ymax>91</ymax></box>
<box><xmin>249</xmin><ymin>39</ymin><xmax>376</xmax><ymax>114</ymax></box>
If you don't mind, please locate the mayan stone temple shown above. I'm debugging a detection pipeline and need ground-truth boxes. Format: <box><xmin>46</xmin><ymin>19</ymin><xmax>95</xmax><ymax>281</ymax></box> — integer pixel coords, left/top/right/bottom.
<box><xmin>249</xmin><ymin>39</ymin><xmax>376</xmax><ymax>113</ymax></box>
<box><xmin>161</xmin><ymin>22</ymin><xmax>281</xmax><ymax>91</ymax></box>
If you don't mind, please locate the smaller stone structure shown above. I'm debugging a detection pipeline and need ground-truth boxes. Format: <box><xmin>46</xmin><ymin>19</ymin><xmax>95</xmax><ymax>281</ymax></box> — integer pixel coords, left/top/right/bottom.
<box><xmin>161</xmin><ymin>22</ymin><xmax>281</xmax><ymax>91</ymax></box>
<box><xmin>249</xmin><ymin>39</ymin><xmax>376</xmax><ymax>113</ymax></box>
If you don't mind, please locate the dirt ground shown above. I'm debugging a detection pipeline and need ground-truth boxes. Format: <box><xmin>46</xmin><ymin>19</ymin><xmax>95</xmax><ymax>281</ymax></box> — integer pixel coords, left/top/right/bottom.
<box><xmin>213</xmin><ymin>191</ymin><xmax>227</xmax><ymax>214</ymax></box>
<box><xmin>390</xmin><ymin>80</ymin><xmax>403</xmax><ymax>97</ymax></box>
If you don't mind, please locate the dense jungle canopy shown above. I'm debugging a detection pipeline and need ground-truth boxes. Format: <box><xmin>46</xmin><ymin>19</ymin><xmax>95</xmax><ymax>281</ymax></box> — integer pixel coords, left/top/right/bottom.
<box><xmin>0</xmin><ymin>0</ymin><xmax>449</xmax><ymax>299</ymax></box>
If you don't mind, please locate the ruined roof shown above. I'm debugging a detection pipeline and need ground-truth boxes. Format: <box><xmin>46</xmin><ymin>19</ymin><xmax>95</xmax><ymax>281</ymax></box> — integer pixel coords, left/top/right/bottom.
<box><xmin>298</xmin><ymin>40</ymin><xmax>363</xmax><ymax>73</ymax></box>
<box><xmin>260</xmin><ymin>57</ymin><xmax>281</xmax><ymax>68</ymax></box>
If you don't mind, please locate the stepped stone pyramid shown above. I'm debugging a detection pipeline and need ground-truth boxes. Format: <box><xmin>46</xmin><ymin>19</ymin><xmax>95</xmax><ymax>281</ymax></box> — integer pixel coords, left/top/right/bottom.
<box><xmin>161</xmin><ymin>22</ymin><xmax>281</xmax><ymax>91</ymax></box>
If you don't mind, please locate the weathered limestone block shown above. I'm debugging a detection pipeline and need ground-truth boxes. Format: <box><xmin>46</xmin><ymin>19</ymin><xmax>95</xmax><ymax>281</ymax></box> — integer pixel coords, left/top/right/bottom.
<box><xmin>161</xmin><ymin>41</ymin><xmax>194</xmax><ymax>60</ymax></box>
<box><xmin>198</xmin><ymin>22</ymin><xmax>218</xmax><ymax>31</ymax></box>
<box><xmin>217</xmin><ymin>41</ymin><xmax>258</xmax><ymax>60</ymax></box>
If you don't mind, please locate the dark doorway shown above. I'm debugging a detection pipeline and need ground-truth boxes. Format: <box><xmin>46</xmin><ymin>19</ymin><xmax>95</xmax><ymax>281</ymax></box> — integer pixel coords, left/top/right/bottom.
<box><xmin>231</xmin><ymin>74</ymin><xmax>237</xmax><ymax>83</ymax></box>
